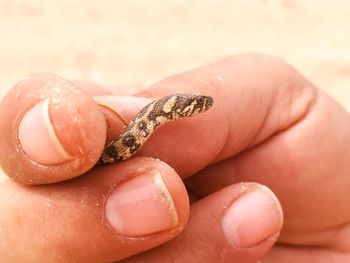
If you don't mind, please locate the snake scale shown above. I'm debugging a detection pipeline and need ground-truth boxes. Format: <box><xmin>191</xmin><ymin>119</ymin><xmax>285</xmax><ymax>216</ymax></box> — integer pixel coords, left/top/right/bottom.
<box><xmin>98</xmin><ymin>94</ymin><xmax>213</xmax><ymax>164</ymax></box>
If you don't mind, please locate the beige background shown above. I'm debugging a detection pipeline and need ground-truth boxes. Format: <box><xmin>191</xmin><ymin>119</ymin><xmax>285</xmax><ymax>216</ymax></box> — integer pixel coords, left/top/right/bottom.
<box><xmin>0</xmin><ymin>0</ymin><xmax>350</xmax><ymax>180</ymax></box>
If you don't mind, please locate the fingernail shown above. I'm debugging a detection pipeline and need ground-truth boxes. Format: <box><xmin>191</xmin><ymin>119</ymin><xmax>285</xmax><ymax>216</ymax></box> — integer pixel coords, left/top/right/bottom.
<box><xmin>18</xmin><ymin>99</ymin><xmax>74</xmax><ymax>165</ymax></box>
<box><xmin>222</xmin><ymin>185</ymin><xmax>283</xmax><ymax>248</ymax></box>
<box><xmin>94</xmin><ymin>96</ymin><xmax>152</xmax><ymax>123</ymax></box>
<box><xmin>105</xmin><ymin>170</ymin><xmax>179</xmax><ymax>237</ymax></box>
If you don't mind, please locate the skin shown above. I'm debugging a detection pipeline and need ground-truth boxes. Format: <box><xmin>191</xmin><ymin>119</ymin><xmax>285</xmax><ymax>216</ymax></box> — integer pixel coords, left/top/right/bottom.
<box><xmin>0</xmin><ymin>54</ymin><xmax>349</xmax><ymax>262</ymax></box>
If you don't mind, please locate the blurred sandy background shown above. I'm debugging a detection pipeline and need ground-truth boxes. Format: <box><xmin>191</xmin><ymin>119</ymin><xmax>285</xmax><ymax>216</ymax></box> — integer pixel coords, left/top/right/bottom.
<box><xmin>0</xmin><ymin>0</ymin><xmax>350</xmax><ymax>180</ymax></box>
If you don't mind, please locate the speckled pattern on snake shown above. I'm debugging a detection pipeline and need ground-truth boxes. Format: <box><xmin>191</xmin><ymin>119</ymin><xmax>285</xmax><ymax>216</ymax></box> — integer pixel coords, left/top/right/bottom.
<box><xmin>98</xmin><ymin>94</ymin><xmax>214</xmax><ymax>164</ymax></box>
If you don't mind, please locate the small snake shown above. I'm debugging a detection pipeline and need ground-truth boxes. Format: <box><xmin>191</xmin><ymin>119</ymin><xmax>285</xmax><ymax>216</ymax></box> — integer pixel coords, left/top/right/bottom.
<box><xmin>98</xmin><ymin>94</ymin><xmax>213</xmax><ymax>164</ymax></box>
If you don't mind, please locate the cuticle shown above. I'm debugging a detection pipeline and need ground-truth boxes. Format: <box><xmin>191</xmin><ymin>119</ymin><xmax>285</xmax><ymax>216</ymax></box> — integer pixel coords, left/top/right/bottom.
<box><xmin>98</xmin><ymin>104</ymin><xmax>129</xmax><ymax>125</ymax></box>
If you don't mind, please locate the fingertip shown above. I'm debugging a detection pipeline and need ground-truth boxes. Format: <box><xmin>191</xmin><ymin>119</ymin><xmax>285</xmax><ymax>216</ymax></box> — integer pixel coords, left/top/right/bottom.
<box><xmin>87</xmin><ymin>157</ymin><xmax>193</xmax><ymax>260</ymax></box>
<box><xmin>94</xmin><ymin>96</ymin><xmax>152</xmax><ymax>141</ymax></box>
<box><xmin>85</xmin><ymin>157</ymin><xmax>189</xmax><ymax>260</ymax></box>
<box><xmin>104</xmin><ymin>158</ymin><xmax>189</xmax><ymax>238</ymax></box>
<box><xmin>221</xmin><ymin>184</ymin><xmax>283</xmax><ymax>249</ymax></box>
<box><xmin>0</xmin><ymin>73</ymin><xmax>106</xmax><ymax>185</ymax></box>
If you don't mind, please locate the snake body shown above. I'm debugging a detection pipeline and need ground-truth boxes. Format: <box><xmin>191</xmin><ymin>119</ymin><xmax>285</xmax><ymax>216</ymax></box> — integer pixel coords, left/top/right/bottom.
<box><xmin>98</xmin><ymin>94</ymin><xmax>213</xmax><ymax>164</ymax></box>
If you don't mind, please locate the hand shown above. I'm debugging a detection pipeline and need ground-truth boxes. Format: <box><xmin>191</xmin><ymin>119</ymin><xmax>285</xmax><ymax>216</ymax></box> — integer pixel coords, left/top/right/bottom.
<box><xmin>0</xmin><ymin>54</ymin><xmax>349</xmax><ymax>262</ymax></box>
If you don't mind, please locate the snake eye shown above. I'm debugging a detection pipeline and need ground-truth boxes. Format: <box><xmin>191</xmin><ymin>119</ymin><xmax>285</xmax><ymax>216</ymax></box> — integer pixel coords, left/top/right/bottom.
<box><xmin>197</xmin><ymin>97</ymin><xmax>204</xmax><ymax>103</ymax></box>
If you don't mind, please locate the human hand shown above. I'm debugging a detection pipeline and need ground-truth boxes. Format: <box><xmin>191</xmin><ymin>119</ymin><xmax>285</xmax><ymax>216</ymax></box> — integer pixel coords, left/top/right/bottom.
<box><xmin>0</xmin><ymin>54</ymin><xmax>349</xmax><ymax>262</ymax></box>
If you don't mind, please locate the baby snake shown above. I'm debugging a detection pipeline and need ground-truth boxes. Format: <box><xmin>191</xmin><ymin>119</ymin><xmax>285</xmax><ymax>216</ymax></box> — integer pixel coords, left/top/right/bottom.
<box><xmin>98</xmin><ymin>94</ymin><xmax>213</xmax><ymax>164</ymax></box>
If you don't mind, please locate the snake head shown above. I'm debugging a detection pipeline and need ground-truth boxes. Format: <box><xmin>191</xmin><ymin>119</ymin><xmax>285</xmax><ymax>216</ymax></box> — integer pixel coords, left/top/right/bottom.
<box><xmin>172</xmin><ymin>94</ymin><xmax>213</xmax><ymax>117</ymax></box>
<box><xmin>197</xmin><ymin>95</ymin><xmax>214</xmax><ymax>112</ymax></box>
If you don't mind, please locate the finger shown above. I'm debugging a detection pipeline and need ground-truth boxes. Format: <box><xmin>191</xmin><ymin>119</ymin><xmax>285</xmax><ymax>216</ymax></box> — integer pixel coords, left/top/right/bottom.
<box><xmin>69</xmin><ymin>79</ymin><xmax>115</xmax><ymax>96</ymax></box>
<box><xmin>132</xmin><ymin>53</ymin><xmax>317</xmax><ymax>177</ymax></box>
<box><xmin>0</xmin><ymin>73</ymin><xmax>149</xmax><ymax>185</ymax></box>
<box><xmin>94</xmin><ymin>95</ymin><xmax>153</xmax><ymax>141</ymax></box>
<box><xmin>69</xmin><ymin>80</ymin><xmax>150</xmax><ymax>141</ymax></box>
<box><xmin>0</xmin><ymin>157</ymin><xmax>189</xmax><ymax>262</ymax></box>
<box><xmin>0</xmin><ymin>73</ymin><xmax>107</xmax><ymax>185</ymax></box>
<box><xmin>123</xmin><ymin>183</ymin><xmax>283</xmax><ymax>263</ymax></box>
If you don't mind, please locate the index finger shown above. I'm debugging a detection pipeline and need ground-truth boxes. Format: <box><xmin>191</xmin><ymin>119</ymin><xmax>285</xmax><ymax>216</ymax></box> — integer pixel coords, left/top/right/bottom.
<box><xmin>132</xmin><ymin>53</ymin><xmax>316</xmax><ymax>177</ymax></box>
